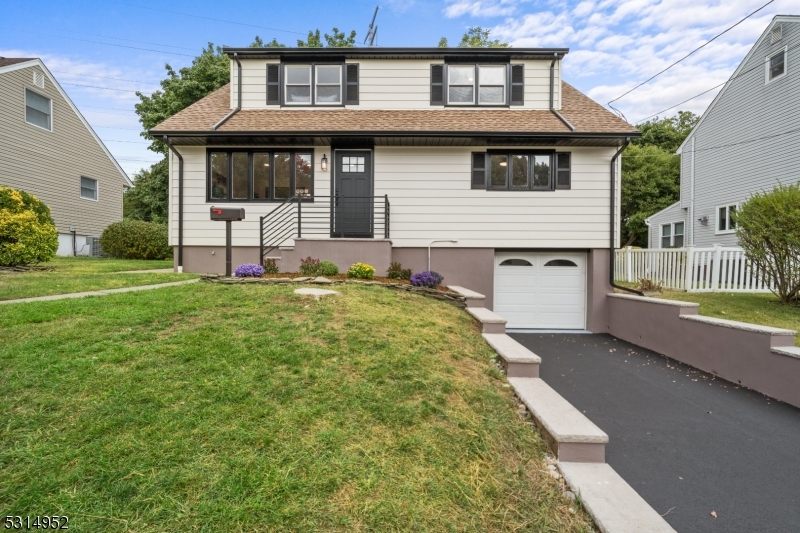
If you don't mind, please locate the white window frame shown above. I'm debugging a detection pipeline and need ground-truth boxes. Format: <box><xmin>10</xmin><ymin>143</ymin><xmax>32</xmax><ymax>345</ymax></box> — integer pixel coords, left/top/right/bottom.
<box><xmin>446</xmin><ymin>64</ymin><xmax>508</xmax><ymax>106</ymax></box>
<box><xmin>478</xmin><ymin>64</ymin><xmax>507</xmax><ymax>105</ymax></box>
<box><xmin>765</xmin><ymin>46</ymin><xmax>788</xmax><ymax>84</ymax></box>
<box><xmin>80</xmin><ymin>176</ymin><xmax>99</xmax><ymax>202</ymax></box>
<box><xmin>24</xmin><ymin>88</ymin><xmax>53</xmax><ymax>132</ymax></box>
<box><xmin>314</xmin><ymin>65</ymin><xmax>342</xmax><ymax>106</ymax></box>
<box><xmin>715</xmin><ymin>204</ymin><xmax>738</xmax><ymax>235</ymax></box>
<box><xmin>284</xmin><ymin>65</ymin><xmax>312</xmax><ymax>106</ymax></box>
<box><xmin>660</xmin><ymin>221</ymin><xmax>685</xmax><ymax>248</ymax></box>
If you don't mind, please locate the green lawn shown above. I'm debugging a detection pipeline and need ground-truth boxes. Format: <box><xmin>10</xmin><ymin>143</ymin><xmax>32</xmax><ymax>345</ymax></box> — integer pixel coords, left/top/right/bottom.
<box><xmin>0</xmin><ymin>257</ymin><xmax>196</xmax><ymax>301</ymax></box>
<box><xmin>652</xmin><ymin>290</ymin><xmax>800</xmax><ymax>346</ymax></box>
<box><xmin>0</xmin><ymin>282</ymin><xmax>592</xmax><ymax>532</ymax></box>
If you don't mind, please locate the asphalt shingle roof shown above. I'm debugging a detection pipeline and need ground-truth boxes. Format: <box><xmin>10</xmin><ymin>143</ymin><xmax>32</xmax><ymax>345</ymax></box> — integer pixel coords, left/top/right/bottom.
<box><xmin>0</xmin><ymin>58</ymin><xmax>37</xmax><ymax>68</ymax></box>
<box><xmin>152</xmin><ymin>81</ymin><xmax>638</xmax><ymax>135</ymax></box>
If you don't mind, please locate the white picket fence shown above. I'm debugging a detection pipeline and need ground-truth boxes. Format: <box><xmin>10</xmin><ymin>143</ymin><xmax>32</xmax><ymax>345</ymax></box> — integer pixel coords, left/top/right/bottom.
<box><xmin>615</xmin><ymin>246</ymin><xmax>775</xmax><ymax>293</ymax></box>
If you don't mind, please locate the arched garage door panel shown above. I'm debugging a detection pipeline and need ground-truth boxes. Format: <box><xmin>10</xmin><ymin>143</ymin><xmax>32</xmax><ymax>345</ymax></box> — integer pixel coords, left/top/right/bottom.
<box><xmin>494</xmin><ymin>252</ymin><xmax>587</xmax><ymax>329</ymax></box>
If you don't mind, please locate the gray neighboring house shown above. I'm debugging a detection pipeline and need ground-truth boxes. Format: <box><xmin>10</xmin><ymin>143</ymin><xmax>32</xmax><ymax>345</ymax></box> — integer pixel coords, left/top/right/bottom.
<box><xmin>0</xmin><ymin>57</ymin><xmax>132</xmax><ymax>256</ymax></box>
<box><xmin>647</xmin><ymin>15</ymin><xmax>799</xmax><ymax>249</ymax></box>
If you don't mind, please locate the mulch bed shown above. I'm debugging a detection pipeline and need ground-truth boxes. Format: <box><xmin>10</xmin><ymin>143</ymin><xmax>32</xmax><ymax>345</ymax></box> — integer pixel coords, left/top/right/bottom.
<box><xmin>260</xmin><ymin>272</ymin><xmax>456</xmax><ymax>294</ymax></box>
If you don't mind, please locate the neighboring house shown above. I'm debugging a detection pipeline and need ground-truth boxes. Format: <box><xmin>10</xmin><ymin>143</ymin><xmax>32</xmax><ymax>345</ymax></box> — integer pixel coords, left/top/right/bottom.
<box><xmin>0</xmin><ymin>57</ymin><xmax>131</xmax><ymax>256</ymax></box>
<box><xmin>150</xmin><ymin>47</ymin><xmax>639</xmax><ymax>330</ymax></box>
<box><xmin>647</xmin><ymin>15</ymin><xmax>799</xmax><ymax>249</ymax></box>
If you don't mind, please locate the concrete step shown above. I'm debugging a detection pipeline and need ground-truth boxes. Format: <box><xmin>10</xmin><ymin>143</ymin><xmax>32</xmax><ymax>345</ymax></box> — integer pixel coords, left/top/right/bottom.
<box><xmin>466</xmin><ymin>307</ymin><xmax>506</xmax><ymax>334</ymax></box>
<box><xmin>508</xmin><ymin>377</ymin><xmax>608</xmax><ymax>463</ymax></box>
<box><xmin>482</xmin><ymin>333</ymin><xmax>540</xmax><ymax>378</ymax></box>
<box><xmin>448</xmin><ymin>285</ymin><xmax>486</xmax><ymax>308</ymax></box>
<box><xmin>558</xmin><ymin>462</ymin><xmax>677</xmax><ymax>533</ymax></box>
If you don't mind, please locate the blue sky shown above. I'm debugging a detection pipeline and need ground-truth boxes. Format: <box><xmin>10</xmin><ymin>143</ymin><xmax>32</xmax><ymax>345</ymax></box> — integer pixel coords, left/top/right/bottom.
<box><xmin>2</xmin><ymin>0</ymin><xmax>795</xmax><ymax>179</ymax></box>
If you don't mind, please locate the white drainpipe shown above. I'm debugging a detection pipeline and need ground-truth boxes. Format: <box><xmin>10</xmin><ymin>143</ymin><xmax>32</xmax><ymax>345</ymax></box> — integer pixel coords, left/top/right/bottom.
<box><xmin>428</xmin><ymin>239</ymin><xmax>457</xmax><ymax>271</ymax></box>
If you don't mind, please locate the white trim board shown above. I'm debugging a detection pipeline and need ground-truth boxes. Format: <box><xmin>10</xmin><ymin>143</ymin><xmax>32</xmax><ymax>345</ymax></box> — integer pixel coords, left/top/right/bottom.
<box><xmin>0</xmin><ymin>59</ymin><xmax>133</xmax><ymax>187</ymax></box>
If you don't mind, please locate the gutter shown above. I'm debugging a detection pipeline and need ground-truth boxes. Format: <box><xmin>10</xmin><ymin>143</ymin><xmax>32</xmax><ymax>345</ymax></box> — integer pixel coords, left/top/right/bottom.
<box><xmin>609</xmin><ymin>138</ymin><xmax>643</xmax><ymax>296</ymax></box>
<box><xmin>212</xmin><ymin>52</ymin><xmax>242</xmax><ymax>131</ymax></box>
<box><xmin>149</xmin><ymin>130</ymin><xmax>637</xmax><ymax>140</ymax></box>
<box><xmin>550</xmin><ymin>54</ymin><xmax>576</xmax><ymax>132</ymax></box>
<box><xmin>163</xmin><ymin>136</ymin><xmax>184</xmax><ymax>273</ymax></box>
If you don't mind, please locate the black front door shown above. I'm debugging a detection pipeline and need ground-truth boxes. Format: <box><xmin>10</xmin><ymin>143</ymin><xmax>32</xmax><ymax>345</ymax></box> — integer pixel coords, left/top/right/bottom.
<box><xmin>333</xmin><ymin>150</ymin><xmax>373</xmax><ymax>238</ymax></box>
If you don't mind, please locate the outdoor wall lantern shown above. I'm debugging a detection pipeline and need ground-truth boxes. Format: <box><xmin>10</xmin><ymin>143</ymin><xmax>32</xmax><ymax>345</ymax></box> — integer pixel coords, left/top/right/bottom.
<box><xmin>321</xmin><ymin>154</ymin><xmax>328</xmax><ymax>172</ymax></box>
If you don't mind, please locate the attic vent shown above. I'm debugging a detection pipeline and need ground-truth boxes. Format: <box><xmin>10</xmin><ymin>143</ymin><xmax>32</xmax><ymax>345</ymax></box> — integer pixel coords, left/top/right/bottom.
<box><xmin>33</xmin><ymin>71</ymin><xmax>45</xmax><ymax>89</ymax></box>
<box><xmin>771</xmin><ymin>24</ymin><xmax>782</xmax><ymax>44</ymax></box>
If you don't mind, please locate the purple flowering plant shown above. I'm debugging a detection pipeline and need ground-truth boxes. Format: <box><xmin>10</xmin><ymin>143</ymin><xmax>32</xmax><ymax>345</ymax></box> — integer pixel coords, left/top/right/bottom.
<box><xmin>410</xmin><ymin>271</ymin><xmax>443</xmax><ymax>288</ymax></box>
<box><xmin>234</xmin><ymin>263</ymin><xmax>265</xmax><ymax>277</ymax></box>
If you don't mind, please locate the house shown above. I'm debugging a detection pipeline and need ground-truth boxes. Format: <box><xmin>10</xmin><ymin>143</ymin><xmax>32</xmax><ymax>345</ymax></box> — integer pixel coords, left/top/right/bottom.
<box><xmin>647</xmin><ymin>15</ymin><xmax>799</xmax><ymax>249</ymax></box>
<box><xmin>0</xmin><ymin>57</ymin><xmax>132</xmax><ymax>256</ymax></box>
<box><xmin>149</xmin><ymin>46</ymin><xmax>639</xmax><ymax>330</ymax></box>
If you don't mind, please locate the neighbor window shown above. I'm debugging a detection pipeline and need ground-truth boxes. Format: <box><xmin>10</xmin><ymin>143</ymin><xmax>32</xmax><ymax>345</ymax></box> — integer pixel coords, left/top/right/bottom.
<box><xmin>25</xmin><ymin>88</ymin><xmax>51</xmax><ymax>130</ymax></box>
<box><xmin>80</xmin><ymin>177</ymin><xmax>98</xmax><ymax>201</ymax></box>
<box><xmin>447</xmin><ymin>64</ymin><xmax>507</xmax><ymax>105</ymax></box>
<box><xmin>208</xmin><ymin>149</ymin><xmax>314</xmax><ymax>202</ymax></box>
<box><xmin>284</xmin><ymin>64</ymin><xmax>343</xmax><ymax>105</ymax></box>
<box><xmin>717</xmin><ymin>204</ymin><xmax>737</xmax><ymax>234</ymax></box>
<box><xmin>766</xmin><ymin>48</ymin><xmax>787</xmax><ymax>82</ymax></box>
<box><xmin>660</xmin><ymin>222</ymin><xmax>684</xmax><ymax>248</ymax></box>
<box><xmin>472</xmin><ymin>151</ymin><xmax>569</xmax><ymax>191</ymax></box>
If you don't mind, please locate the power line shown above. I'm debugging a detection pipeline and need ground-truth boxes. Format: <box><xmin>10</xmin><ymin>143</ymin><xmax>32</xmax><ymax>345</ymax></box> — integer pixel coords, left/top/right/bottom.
<box><xmin>101</xmin><ymin>139</ymin><xmax>149</xmax><ymax>144</ymax></box>
<box><xmin>635</xmin><ymin>40</ymin><xmax>800</xmax><ymax>123</ymax></box>
<box><xmin>61</xmin><ymin>82</ymin><xmax>150</xmax><ymax>93</ymax></box>
<box><xmin>81</xmin><ymin>110</ymin><xmax>138</xmax><ymax>117</ymax></box>
<box><xmin>52</xmin><ymin>29</ymin><xmax>199</xmax><ymax>51</ymax></box>
<box><xmin>120</xmin><ymin>3</ymin><xmax>307</xmax><ymax>36</ymax></box>
<box><xmin>6</xmin><ymin>28</ymin><xmax>193</xmax><ymax>57</ymax></box>
<box><xmin>92</xmin><ymin>125</ymin><xmax>141</xmax><ymax>131</ymax></box>
<box><xmin>52</xmin><ymin>71</ymin><xmax>161</xmax><ymax>85</ymax></box>
<box><xmin>81</xmin><ymin>105</ymin><xmax>137</xmax><ymax>112</ymax></box>
<box><xmin>608</xmin><ymin>0</ymin><xmax>776</xmax><ymax>107</ymax></box>
<box><xmin>623</xmin><ymin>126</ymin><xmax>800</xmax><ymax>157</ymax></box>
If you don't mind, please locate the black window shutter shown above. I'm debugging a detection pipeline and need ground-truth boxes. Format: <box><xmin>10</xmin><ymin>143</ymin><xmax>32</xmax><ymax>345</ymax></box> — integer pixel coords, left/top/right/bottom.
<box><xmin>471</xmin><ymin>153</ymin><xmax>487</xmax><ymax>189</ymax></box>
<box><xmin>267</xmin><ymin>64</ymin><xmax>280</xmax><ymax>105</ymax></box>
<box><xmin>556</xmin><ymin>152</ymin><xmax>571</xmax><ymax>189</ymax></box>
<box><xmin>510</xmin><ymin>64</ymin><xmax>524</xmax><ymax>105</ymax></box>
<box><xmin>431</xmin><ymin>64</ymin><xmax>445</xmax><ymax>105</ymax></box>
<box><xmin>345</xmin><ymin>64</ymin><xmax>359</xmax><ymax>105</ymax></box>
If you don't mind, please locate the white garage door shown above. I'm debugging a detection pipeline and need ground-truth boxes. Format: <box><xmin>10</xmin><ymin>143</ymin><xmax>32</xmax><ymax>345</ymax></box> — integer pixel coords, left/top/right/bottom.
<box><xmin>494</xmin><ymin>252</ymin><xmax>587</xmax><ymax>330</ymax></box>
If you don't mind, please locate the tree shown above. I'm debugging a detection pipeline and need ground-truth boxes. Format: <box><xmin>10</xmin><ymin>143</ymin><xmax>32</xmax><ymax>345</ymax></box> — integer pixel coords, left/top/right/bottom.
<box><xmin>123</xmin><ymin>159</ymin><xmax>168</xmax><ymax>223</ymax></box>
<box><xmin>735</xmin><ymin>183</ymin><xmax>800</xmax><ymax>304</ymax></box>
<box><xmin>620</xmin><ymin>111</ymin><xmax>700</xmax><ymax>247</ymax></box>
<box><xmin>298</xmin><ymin>28</ymin><xmax>356</xmax><ymax>48</ymax></box>
<box><xmin>438</xmin><ymin>27</ymin><xmax>509</xmax><ymax>48</ymax></box>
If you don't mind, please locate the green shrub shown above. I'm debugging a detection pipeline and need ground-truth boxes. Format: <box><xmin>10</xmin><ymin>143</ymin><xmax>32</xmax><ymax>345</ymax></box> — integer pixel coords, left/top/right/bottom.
<box><xmin>100</xmin><ymin>220</ymin><xmax>171</xmax><ymax>260</ymax></box>
<box><xmin>347</xmin><ymin>262</ymin><xmax>375</xmax><ymax>279</ymax></box>
<box><xmin>736</xmin><ymin>183</ymin><xmax>800</xmax><ymax>304</ymax></box>
<box><xmin>319</xmin><ymin>260</ymin><xmax>339</xmax><ymax>276</ymax></box>
<box><xmin>299</xmin><ymin>256</ymin><xmax>322</xmax><ymax>276</ymax></box>
<box><xmin>0</xmin><ymin>186</ymin><xmax>58</xmax><ymax>266</ymax></box>
<box><xmin>386</xmin><ymin>261</ymin><xmax>412</xmax><ymax>280</ymax></box>
<box><xmin>263</xmin><ymin>258</ymin><xmax>279</xmax><ymax>274</ymax></box>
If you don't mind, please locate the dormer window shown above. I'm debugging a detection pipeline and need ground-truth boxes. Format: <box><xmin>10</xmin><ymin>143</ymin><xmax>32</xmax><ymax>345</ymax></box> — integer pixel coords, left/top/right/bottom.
<box><xmin>283</xmin><ymin>64</ymin><xmax>343</xmax><ymax>106</ymax></box>
<box><xmin>446</xmin><ymin>64</ymin><xmax>507</xmax><ymax>106</ymax></box>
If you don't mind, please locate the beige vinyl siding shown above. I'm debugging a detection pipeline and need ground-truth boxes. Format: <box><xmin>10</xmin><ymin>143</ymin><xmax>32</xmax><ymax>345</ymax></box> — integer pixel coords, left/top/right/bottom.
<box><xmin>233</xmin><ymin>58</ymin><xmax>560</xmax><ymax>110</ymax></box>
<box><xmin>169</xmin><ymin>145</ymin><xmax>616</xmax><ymax>248</ymax></box>
<box><xmin>0</xmin><ymin>64</ymin><xmax>126</xmax><ymax>235</ymax></box>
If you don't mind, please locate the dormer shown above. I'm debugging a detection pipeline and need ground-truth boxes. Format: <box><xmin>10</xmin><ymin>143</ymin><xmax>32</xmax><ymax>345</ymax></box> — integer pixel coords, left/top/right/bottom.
<box><xmin>225</xmin><ymin>47</ymin><xmax>568</xmax><ymax>112</ymax></box>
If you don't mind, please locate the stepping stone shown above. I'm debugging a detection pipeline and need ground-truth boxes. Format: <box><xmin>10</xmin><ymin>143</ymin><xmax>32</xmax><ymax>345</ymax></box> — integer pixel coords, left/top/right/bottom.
<box><xmin>294</xmin><ymin>288</ymin><xmax>339</xmax><ymax>300</ymax></box>
<box><xmin>310</xmin><ymin>277</ymin><xmax>333</xmax><ymax>284</ymax></box>
<box><xmin>292</xmin><ymin>277</ymin><xmax>313</xmax><ymax>282</ymax></box>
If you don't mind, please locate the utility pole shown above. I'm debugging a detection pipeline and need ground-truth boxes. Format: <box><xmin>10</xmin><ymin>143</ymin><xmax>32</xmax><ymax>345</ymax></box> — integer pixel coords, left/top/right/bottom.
<box><xmin>364</xmin><ymin>6</ymin><xmax>379</xmax><ymax>46</ymax></box>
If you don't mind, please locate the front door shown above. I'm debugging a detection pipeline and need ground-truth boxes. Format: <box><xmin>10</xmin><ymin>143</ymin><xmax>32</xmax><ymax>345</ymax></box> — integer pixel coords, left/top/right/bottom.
<box><xmin>333</xmin><ymin>150</ymin><xmax>373</xmax><ymax>238</ymax></box>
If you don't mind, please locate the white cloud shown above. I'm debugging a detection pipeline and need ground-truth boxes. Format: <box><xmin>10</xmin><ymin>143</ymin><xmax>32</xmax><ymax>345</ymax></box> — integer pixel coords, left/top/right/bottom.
<box><xmin>443</xmin><ymin>0</ymin><xmax>524</xmax><ymax>18</ymax></box>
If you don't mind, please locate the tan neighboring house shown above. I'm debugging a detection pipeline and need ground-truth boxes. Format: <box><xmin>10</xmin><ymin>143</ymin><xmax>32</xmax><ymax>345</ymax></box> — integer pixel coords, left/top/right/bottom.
<box><xmin>0</xmin><ymin>57</ymin><xmax>131</xmax><ymax>256</ymax></box>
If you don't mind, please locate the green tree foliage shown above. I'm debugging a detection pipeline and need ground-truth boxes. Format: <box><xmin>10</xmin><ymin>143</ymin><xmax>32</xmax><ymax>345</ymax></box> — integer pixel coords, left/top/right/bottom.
<box><xmin>0</xmin><ymin>186</ymin><xmax>58</xmax><ymax>266</ymax></box>
<box><xmin>439</xmin><ymin>27</ymin><xmax>509</xmax><ymax>48</ymax></box>
<box><xmin>123</xmin><ymin>159</ymin><xmax>168</xmax><ymax>223</ymax></box>
<box><xmin>101</xmin><ymin>220</ymin><xmax>172</xmax><ymax>260</ymax></box>
<box><xmin>620</xmin><ymin>111</ymin><xmax>700</xmax><ymax>246</ymax></box>
<box><xmin>735</xmin><ymin>183</ymin><xmax>800</xmax><ymax>304</ymax></box>
<box><xmin>298</xmin><ymin>28</ymin><xmax>356</xmax><ymax>47</ymax></box>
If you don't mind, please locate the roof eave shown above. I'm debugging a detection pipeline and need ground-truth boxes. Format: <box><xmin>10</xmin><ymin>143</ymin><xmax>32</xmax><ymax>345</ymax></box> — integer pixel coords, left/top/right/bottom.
<box><xmin>151</xmin><ymin>129</ymin><xmax>640</xmax><ymax>138</ymax></box>
<box><xmin>221</xmin><ymin>47</ymin><xmax>570</xmax><ymax>60</ymax></box>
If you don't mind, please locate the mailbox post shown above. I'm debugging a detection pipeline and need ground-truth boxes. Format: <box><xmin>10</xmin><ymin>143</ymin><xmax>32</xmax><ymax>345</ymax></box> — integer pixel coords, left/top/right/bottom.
<box><xmin>210</xmin><ymin>206</ymin><xmax>245</xmax><ymax>277</ymax></box>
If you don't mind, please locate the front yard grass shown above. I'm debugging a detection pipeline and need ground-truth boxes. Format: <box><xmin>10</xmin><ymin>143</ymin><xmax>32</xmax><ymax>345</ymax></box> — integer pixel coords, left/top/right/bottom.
<box><xmin>0</xmin><ymin>282</ymin><xmax>592</xmax><ymax>532</ymax></box>
<box><xmin>653</xmin><ymin>290</ymin><xmax>800</xmax><ymax>346</ymax></box>
<box><xmin>0</xmin><ymin>257</ymin><xmax>196</xmax><ymax>301</ymax></box>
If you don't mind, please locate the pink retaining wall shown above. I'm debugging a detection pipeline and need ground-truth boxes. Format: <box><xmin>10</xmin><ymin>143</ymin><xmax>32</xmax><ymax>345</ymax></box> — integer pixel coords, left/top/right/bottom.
<box><xmin>607</xmin><ymin>294</ymin><xmax>800</xmax><ymax>408</ymax></box>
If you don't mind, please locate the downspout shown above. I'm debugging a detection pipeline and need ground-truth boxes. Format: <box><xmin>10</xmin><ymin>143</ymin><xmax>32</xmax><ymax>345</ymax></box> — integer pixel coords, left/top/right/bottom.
<box><xmin>610</xmin><ymin>138</ymin><xmax>643</xmax><ymax>296</ymax></box>
<box><xmin>689</xmin><ymin>136</ymin><xmax>695</xmax><ymax>246</ymax></box>
<box><xmin>212</xmin><ymin>52</ymin><xmax>242</xmax><ymax>131</ymax></box>
<box><xmin>550</xmin><ymin>53</ymin><xmax>576</xmax><ymax>132</ymax></box>
<box><xmin>164</xmin><ymin>136</ymin><xmax>184</xmax><ymax>273</ymax></box>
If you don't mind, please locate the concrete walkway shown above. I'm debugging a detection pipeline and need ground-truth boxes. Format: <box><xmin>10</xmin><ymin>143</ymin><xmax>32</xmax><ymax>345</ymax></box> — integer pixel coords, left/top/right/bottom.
<box><xmin>0</xmin><ymin>279</ymin><xmax>199</xmax><ymax>305</ymax></box>
<box><xmin>510</xmin><ymin>333</ymin><xmax>800</xmax><ymax>533</ymax></box>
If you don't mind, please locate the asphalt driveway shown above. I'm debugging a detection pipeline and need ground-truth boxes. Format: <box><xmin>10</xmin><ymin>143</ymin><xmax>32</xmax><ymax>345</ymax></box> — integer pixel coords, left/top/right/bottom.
<box><xmin>509</xmin><ymin>333</ymin><xmax>800</xmax><ymax>533</ymax></box>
